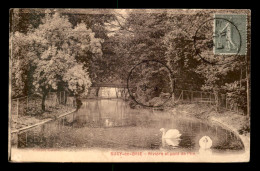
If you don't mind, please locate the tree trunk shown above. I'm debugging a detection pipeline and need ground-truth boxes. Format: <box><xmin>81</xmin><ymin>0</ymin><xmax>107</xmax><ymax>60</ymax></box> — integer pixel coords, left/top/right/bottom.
<box><xmin>246</xmin><ymin>58</ymin><xmax>250</xmax><ymax>118</ymax></box>
<box><xmin>214</xmin><ymin>90</ymin><xmax>219</xmax><ymax>112</ymax></box>
<box><xmin>75</xmin><ymin>95</ymin><xmax>82</xmax><ymax>111</ymax></box>
<box><xmin>240</xmin><ymin>68</ymin><xmax>242</xmax><ymax>88</ymax></box>
<box><xmin>96</xmin><ymin>87</ymin><xmax>100</xmax><ymax>97</ymax></box>
<box><xmin>42</xmin><ymin>92</ymin><xmax>47</xmax><ymax>111</ymax></box>
<box><xmin>165</xmin><ymin>60</ymin><xmax>174</xmax><ymax>104</ymax></box>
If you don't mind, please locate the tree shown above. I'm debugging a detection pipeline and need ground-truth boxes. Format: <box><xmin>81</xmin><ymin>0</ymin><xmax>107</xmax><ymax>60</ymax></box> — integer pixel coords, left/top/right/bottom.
<box><xmin>163</xmin><ymin>12</ymin><xmax>211</xmax><ymax>90</ymax></box>
<box><xmin>62</xmin><ymin>10</ymin><xmax>119</xmax><ymax>85</ymax></box>
<box><xmin>23</xmin><ymin>12</ymin><xmax>102</xmax><ymax>111</ymax></box>
<box><xmin>9</xmin><ymin>9</ymin><xmax>44</xmax><ymax>34</ymax></box>
<box><xmin>162</xmin><ymin>10</ymin><xmax>249</xmax><ymax>114</ymax></box>
<box><xmin>102</xmin><ymin>12</ymin><xmax>171</xmax><ymax>82</ymax></box>
<box><xmin>63</xmin><ymin>64</ymin><xmax>92</xmax><ymax>97</ymax></box>
<box><xmin>10</xmin><ymin>32</ymin><xmax>29</xmax><ymax>98</ymax></box>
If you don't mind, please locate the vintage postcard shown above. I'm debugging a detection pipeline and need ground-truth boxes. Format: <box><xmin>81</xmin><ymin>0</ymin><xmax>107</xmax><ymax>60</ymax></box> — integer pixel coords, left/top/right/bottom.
<box><xmin>9</xmin><ymin>9</ymin><xmax>251</xmax><ymax>162</ymax></box>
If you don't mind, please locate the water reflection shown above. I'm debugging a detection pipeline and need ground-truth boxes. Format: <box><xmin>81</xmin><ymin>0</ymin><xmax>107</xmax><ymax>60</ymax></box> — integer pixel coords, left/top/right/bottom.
<box><xmin>11</xmin><ymin>99</ymin><xmax>245</xmax><ymax>154</ymax></box>
<box><xmin>69</xmin><ymin>99</ymin><xmax>134</xmax><ymax>128</ymax></box>
<box><xmin>162</xmin><ymin>138</ymin><xmax>181</xmax><ymax>149</ymax></box>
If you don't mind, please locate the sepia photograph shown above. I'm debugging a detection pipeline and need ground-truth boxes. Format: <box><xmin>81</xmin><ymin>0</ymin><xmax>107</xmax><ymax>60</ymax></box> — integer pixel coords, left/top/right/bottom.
<box><xmin>8</xmin><ymin>8</ymin><xmax>251</xmax><ymax>162</ymax></box>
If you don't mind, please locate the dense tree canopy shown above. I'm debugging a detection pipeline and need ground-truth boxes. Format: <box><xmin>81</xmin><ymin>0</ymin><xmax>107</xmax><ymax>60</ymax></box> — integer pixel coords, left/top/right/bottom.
<box><xmin>10</xmin><ymin>11</ymin><xmax>102</xmax><ymax>110</ymax></box>
<box><xmin>10</xmin><ymin>9</ymin><xmax>250</xmax><ymax>114</ymax></box>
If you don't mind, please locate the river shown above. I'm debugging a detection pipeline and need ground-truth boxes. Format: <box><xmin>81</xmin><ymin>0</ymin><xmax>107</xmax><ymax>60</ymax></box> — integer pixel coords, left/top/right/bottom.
<box><xmin>11</xmin><ymin>98</ymin><xmax>244</xmax><ymax>154</ymax></box>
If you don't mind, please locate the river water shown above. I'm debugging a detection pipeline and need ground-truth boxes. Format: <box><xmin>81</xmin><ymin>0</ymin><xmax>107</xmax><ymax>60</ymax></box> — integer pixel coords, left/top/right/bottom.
<box><xmin>11</xmin><ymin>99</ymin><xmax>244</xmax><ymax>154</ymax></box>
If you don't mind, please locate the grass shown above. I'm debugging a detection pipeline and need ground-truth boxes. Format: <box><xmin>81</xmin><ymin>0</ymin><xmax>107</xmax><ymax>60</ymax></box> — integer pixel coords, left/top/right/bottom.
<box><xmin>11</xmin><ymin>104</ymin><xmax>75</xmax><ymax>130</ymax></box>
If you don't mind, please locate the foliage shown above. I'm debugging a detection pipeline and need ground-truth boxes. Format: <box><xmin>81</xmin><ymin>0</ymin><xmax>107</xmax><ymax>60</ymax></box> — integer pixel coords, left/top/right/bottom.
<box><xmin>10</xmin><ymin>9</ymin><xmax>249</xmax><ymax>114</ymax></box>
<box><xmin>63</xmin><ymin>64</ymin><xmax>92</xmax><ymax>97</ymax></box>
<box><xmin>10</xmin><ymin>11</ymin><xmax>102</xmax><ymax>111</ymax></box>
<box><xmin>163</xmin><ymin>12</ymin><xmax>211</xmax><ymax>90</ymax></box>
<box><xmin>162</xmin><ymin>11</ymin><xmax>248</xmax><ymax>112</ymax></box>
<box><xmin>222</xmin><ymin>81</ymin><xmax>247</xmax><ymax>113</ymax></box>
<box><xmin>10</xmin><ymin>32</ymin><xmax>33</xmax><ymax>98</ymax></box>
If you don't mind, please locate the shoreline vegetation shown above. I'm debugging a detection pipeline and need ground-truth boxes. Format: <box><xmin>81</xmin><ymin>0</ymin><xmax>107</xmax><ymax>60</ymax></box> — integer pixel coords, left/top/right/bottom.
<box><xmin>166</xmin><ymin>103</ymin><xmax>250</xmax><ymax>152</ymax></box>
<box><xmin>11</xmin><ymin>104</ymin><xmax>76</xmax><ymax>133</ymax></box>
<box><xmin>129</xmin><ymin>98</ymin><xmax>250</xmax><ymax>152</ymax></box>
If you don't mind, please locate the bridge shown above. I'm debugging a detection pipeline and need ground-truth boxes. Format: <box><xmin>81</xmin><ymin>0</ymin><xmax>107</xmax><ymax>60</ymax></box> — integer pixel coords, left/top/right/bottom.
<box><xmin>91</xmin><ymin>83</ymin><xmax>134</xmax><ymax>88</ymax></box>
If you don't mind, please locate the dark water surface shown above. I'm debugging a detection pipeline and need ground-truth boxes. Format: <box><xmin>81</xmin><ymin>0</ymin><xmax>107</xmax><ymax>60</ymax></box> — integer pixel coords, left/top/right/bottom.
<box><xmin>11</xmin><ymin>99</ymin><xmax>244</xmax><ymax>154</ymax></box>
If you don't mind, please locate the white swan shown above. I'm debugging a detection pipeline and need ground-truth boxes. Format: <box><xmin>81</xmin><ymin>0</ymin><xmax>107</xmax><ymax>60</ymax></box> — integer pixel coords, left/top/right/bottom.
<box><xmin>198</xmin><ymin>136</ymin><xmax>213</xmax><ymax>156</ymax></box>
<box><xmin>160</xmin><ymin>128</ymin><xmax>182</xmax><ymax>139</ymax></box>
<box><xmin>105</xmin><ymin>119</ymin><xmax>109</xmax><ymax>127</ymax></box>
<box><xmin>105</xmin><ymin>119</ymin><xmax>113</xmax><ymax>127</ymax></box>
<box><xmin>160</xmin><ymin>128</ymin><xmax>182</xmax><ymax>148</ymax></box>
<box><xmin>199</xmin><ymin>136</ymin><xmax>213</xmax><ymax>149</ymax></box>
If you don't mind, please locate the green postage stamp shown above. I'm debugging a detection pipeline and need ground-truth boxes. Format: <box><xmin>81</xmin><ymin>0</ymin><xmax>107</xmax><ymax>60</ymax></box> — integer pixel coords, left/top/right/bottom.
<box><xmin>214</xmin><ymin>14</ymin><xmax>247</xmax><ymax>55</ymax></box>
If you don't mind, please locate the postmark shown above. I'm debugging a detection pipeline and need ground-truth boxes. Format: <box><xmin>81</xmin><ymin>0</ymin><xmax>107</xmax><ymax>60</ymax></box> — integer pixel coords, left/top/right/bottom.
<box><xmin>194</xmin><ymin>14</ymin><xmax>247</xmax><ymax>65</ymax></box>
<box><xmin>127</xmin><ymin>60</ymin><xmax>174</xmax><ymax>107</ymax></box>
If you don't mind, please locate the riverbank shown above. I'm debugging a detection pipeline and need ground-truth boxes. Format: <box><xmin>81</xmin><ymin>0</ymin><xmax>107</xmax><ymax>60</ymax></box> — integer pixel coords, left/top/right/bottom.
<box><xmin>11</xmin><ymin>104</ymin><xmax>76</xmax><ymax>133</ymax></box>
<box><xmin>167</xmin><ymin>103</ymin><xmax>250</xmax><ymax>155</ymax></box>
